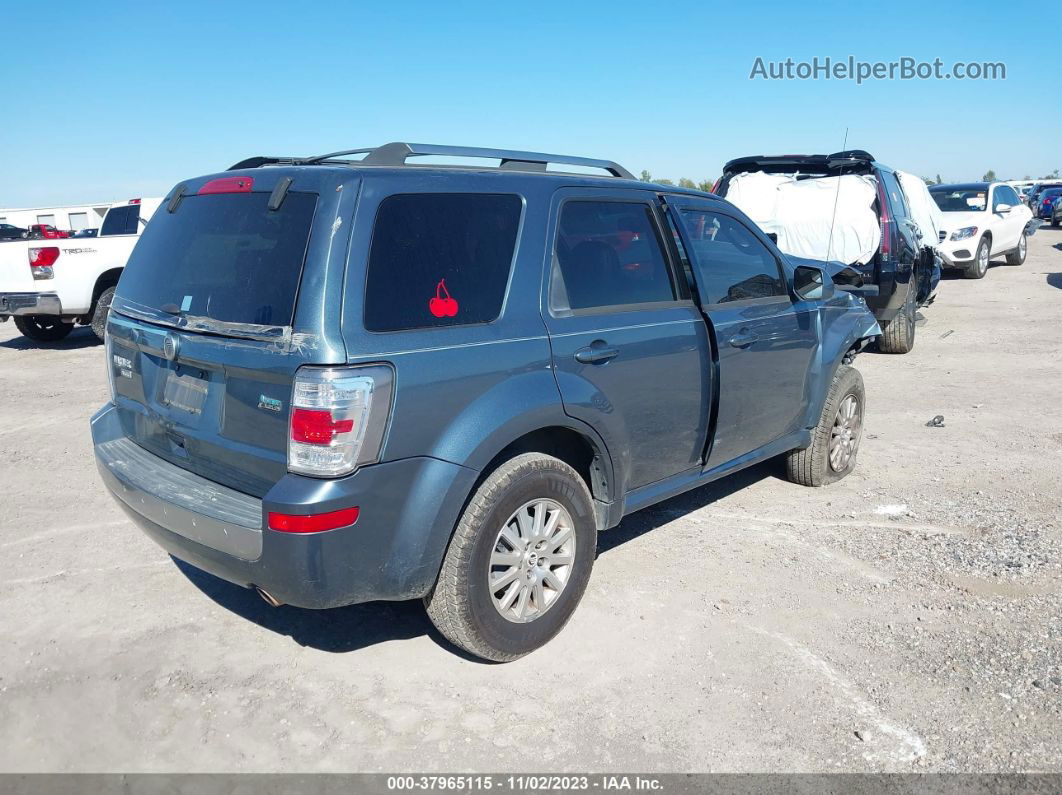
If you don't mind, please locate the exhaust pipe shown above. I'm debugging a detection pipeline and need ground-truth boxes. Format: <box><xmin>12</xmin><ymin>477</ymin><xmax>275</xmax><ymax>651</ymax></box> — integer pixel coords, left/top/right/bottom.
<box><xmin>255</xmin><ymin>586</ymin><xmax>284</xmax><ymax>608</ymax></box>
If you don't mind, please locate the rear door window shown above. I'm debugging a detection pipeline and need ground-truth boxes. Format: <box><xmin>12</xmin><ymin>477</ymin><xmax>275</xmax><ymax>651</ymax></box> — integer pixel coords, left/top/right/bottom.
<box><xmin>363</xmin><ymin>193</ymin><xmax>522</xmax><ymax>332</ymax></box>
<box><xmin>551</xmin><ymin>200</ymin><xmax>676</xmax><ymax>312</ymax></box>
<box><xmin>116</xmin><ymin>192</ymin><xmax>317</xmax><ymax>328</ymax></box>
<box><xmin>100</xmin><ymin>204</ymin><xmax>141</xmax><ymax>236</ymax></box>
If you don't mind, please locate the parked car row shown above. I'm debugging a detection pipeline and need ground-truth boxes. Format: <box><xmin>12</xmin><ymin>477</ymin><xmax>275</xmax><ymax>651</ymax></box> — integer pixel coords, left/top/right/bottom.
<box><xmin>1</xmin><ymin>142</ymin><xmax>1047</xmax><ymax>662</ymax></box>
<box><xmin>0</xmin><ymin>223</ymin><xmax>100</xmax><ymax>240</ymax></box>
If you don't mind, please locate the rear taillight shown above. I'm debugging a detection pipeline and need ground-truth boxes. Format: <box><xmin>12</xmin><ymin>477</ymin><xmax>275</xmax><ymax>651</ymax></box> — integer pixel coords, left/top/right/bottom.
<box><xmin>29</xmin><ymin>246</ymin><xmax>59</xmax><ymax>280</ymax></box>
<box><xmin>268</xmin><ymin>507</ymin><xmax>360</xmax><ymax>533</ymax></box>
<box><xmin>287</xmin><ymin>365</ymin><xmax>393</xmax><ymax>477</ymax></box>
<box><xmin>198</xmin><ymin>176</ymin><xmax>254</xmax><ymax>195</ymax></box>
<box><xmin>876</xmin><ymin>180</ymin><xmax>892</xmax><ymax>257</ymax></box>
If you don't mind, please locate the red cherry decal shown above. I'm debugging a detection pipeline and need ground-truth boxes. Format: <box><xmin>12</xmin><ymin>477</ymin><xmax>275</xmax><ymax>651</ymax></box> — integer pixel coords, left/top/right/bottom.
<box><xmin>429</xmin><ymin>279</ymin><xmax>458</xmax><ymax>318</ymax></box>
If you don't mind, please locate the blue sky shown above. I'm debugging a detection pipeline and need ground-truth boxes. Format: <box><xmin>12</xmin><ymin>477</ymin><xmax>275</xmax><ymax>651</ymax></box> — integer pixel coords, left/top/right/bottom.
<box><xmin>2</xmin><ymin>0</ymin><xmax>1059</xmax><ymax>207</ymax></box>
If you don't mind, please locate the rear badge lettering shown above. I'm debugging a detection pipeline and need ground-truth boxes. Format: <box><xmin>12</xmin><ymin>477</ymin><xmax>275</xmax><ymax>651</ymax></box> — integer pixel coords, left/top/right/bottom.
<box><xmin>112</xmin><ymin>353</ymin><xmax>133</xmax><ymax>379</ymax></box>
<box><xmin>258</xmin><ymin>395</ymin><xmax>283</xmax><ymax>413</ymax></box>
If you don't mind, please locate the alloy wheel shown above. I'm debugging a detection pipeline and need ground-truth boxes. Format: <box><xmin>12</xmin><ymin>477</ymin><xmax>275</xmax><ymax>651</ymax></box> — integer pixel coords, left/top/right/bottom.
<box><xmin>829</xmin><ymin>394</ymin><xmax>861</xmax><ymax>472</ymax></box>
<box><xmin>488</xmin><ymin>499</ymin><xmax>576</xmax><ymax>623</ymax></box>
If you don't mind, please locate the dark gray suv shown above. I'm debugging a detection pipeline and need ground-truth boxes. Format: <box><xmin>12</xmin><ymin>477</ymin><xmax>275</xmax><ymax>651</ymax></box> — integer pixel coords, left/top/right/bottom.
<box><xmin>91</xmin><ymin>143</ymin><xmax>879</xmax><ymax>661</ymax></box>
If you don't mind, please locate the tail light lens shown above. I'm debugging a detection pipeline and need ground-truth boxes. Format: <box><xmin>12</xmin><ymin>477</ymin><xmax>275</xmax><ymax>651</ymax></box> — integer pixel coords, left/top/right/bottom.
<box><xmin>287</xmin><ymin>365</ymin><xmax>393</xmax><ymax>477</ymax></box>
<box><xmin>198</xmin><ymin>176</ymin><xmax>254</xmax><ymax>195</ymax></box>
<box><xmin>876</xmin><ymin>180</ymin><xmax>892</xmax><ymax>257</ymax></box>
<box><xmin>29</xmin><ymin>246</ymin><xmax>59</xmax><ymax>280</ymax></box>
<box><xmin>268</xmin><ymin>507</ymin><xmax>360</xmax><ymax>533</ymax></box>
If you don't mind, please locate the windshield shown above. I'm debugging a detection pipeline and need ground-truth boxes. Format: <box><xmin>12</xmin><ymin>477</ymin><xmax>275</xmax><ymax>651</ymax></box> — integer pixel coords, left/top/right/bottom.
<box><xmin>930</xmin><ymin>189</ymin><xmax>986</xmax><ymax>212</ymax></box>
<box><xmin>115</xmin><ymin>191</ymin><xmax>317</xmax><ymax>332</ymax></box>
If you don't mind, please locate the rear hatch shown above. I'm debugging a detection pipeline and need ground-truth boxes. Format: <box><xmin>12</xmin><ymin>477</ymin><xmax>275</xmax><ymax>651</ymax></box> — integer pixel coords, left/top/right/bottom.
<box><xmin>717</xmin><ymin>151</ymin><xmax>884</xmax><ymax>277</ymax></box>
<box><xmin>107</xmin><ymin>172</ymin><xmax>350</xmax><ymax>497</ymax></box>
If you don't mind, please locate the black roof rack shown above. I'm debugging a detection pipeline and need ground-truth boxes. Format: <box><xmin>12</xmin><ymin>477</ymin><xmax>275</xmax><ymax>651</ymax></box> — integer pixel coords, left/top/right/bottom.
<box><xmin>228</xmin><ymin>142</ymin><xmax>635</xmax><ymax>180</ymax></box>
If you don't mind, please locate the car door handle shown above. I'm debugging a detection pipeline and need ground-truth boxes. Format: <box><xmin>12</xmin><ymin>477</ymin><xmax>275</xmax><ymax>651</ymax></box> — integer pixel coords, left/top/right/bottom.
<box><xmin>574</xmin><ymin>343</ymin><xmax>619</xmax><ymax>364</ymax></box>
<box><xmin>728</xmin><ymin>331</ymin><xmax>759</xmax><ymax>348</ymax></box>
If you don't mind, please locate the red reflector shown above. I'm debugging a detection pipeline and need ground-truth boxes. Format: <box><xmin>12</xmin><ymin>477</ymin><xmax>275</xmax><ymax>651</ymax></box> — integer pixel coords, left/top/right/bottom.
<box><xmin>291</xmin><ymin>408</ymin><xmax>354</xmax><ymax>445</ymax></box>
<box><xmin>128</xmin><ymin>198</ymin><xmax>141</xmax><ymax>204</ymax></box>
<box><xmin>198</xmin><ymin>176</ymin><xmax>254</xmax><ymax>195</ymax></box>
<box><xmin>268</xmin><ymin>506</ymin><xmax>360</xmax><ymax>533</ymax></box>
<box><xmin>29</xmin><ymin>247</ymin><xmax>60</xmax><ymax>267</ymax></box>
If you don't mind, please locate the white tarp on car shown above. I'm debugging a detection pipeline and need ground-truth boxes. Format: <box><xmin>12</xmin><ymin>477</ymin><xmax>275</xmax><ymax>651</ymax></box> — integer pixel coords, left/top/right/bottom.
<box><xmin>896</xmin><ymin>171</ymin><xmax>945</xmax><ymax>252</ymax></box>
<box><xmin>726</xmin><ymin>172</ymin><xmax>881</xmax><ymax>265</ymax></box>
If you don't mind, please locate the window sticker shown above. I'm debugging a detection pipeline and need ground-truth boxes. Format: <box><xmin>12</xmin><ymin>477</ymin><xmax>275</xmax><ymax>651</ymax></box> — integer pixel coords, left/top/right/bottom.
<box><xmin>180</xmin><ymin>295</ymin><xmax>193</xmax><ymax>312</ymax></box>
<box><xmin>428</xmin><ymin>279</ymin><xmax>459</xmax><ymax>318</ymax></box>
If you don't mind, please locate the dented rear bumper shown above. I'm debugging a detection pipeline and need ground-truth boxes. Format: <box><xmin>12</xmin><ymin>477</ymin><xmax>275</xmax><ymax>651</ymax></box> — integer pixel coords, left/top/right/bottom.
<box><xmin>91</xmin><ymin>403</ymin><xmax>478</xmax><ymax>608</ymax></box>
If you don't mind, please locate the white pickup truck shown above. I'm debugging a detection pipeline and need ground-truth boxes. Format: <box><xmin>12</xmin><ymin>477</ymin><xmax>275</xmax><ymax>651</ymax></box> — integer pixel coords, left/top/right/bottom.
<box><xmin>0</xmin><ymin>197</ymin><xmax>161</xmax><ymax>342</ymax></box>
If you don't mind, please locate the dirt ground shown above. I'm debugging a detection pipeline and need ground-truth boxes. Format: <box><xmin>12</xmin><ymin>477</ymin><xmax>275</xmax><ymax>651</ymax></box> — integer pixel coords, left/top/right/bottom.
<box><xmin>0</xmin><ymin>230</ymin><xmax>1060</xmax><ymax>774</ymax></box>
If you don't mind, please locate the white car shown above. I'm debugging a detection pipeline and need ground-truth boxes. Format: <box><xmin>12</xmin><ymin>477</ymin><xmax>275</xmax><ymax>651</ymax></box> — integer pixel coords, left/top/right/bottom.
<box><xmin>0</xmin><ymin>198</ymin><xmax>161</xmax><ymax>342</ymax></box>
<box><xmin>928</xmin><ymin>182</ymin><xmax>1034</xmax><ymax>279</ymax></box>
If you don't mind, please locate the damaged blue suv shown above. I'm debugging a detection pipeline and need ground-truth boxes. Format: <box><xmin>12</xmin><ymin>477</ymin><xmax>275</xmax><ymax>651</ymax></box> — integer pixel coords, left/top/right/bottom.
<box><xmin>91</xmin><ymin>143</ymin><xmax>879</xmax><ymax>661</ymax></box>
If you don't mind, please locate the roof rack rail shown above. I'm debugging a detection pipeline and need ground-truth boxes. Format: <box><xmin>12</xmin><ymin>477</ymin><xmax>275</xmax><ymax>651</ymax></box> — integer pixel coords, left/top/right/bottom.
<box><xmin>228</xmin><ymin>142</ymin><xmax>635</xmax><ymax>180</ymax></box>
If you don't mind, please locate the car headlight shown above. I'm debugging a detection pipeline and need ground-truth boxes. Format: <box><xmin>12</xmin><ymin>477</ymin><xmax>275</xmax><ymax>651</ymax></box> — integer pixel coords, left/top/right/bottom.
<box><xmin>950</xmin><ymin>226</ymin><xmax>978</xmax><ymax>241</ymax></box>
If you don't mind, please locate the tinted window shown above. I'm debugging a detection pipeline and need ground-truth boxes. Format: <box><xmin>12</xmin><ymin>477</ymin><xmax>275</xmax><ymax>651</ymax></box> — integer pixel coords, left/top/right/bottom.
<box><xmin>677</xmin><ymin>210</ymin><xmax>786</xmax><ymax>304</ymax></box>
<box><xmin>100</xmin><ymin>205</ymin><xmax>141</xmax><ymax>236</ymax></box>
<box><xmin>552</xmin><ymin>201</ymin><xmax>675</xmax><ymax>311</ymax></box>
<box><xmin>363</xmin><ymin>193</ymin><xmax>521</xmax><ymax>332</ymax></box>
<box><xmin>879</xmin><ymin>171</ymin><xmax>909</xmax><ymax>217</ymax></box>
<box><xmin>117</xmin><ymin>192</ymin><xmax>317</xmax><ymax>327</ymax></box>
<box><xmin>993</xmin><ymin>186</ymin><xmax>1020</xmax><ymax>209</ymax></box>
<box><xmin>931</xmin><ymin>188</ymin><xmax>987</xmax><ymax>212</ymax></box>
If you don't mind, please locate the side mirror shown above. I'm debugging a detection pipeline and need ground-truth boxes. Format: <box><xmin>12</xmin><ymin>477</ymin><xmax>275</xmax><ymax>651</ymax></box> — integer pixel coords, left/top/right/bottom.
<box><xmin>793</xmin><ymin>265</ymin><xmax>834</xmax><ymax>301</ymax></box>
<box><xmin>996</xmin><ymin>203</ymin><xmax>1012</xmax><ymax>213</ymax></box>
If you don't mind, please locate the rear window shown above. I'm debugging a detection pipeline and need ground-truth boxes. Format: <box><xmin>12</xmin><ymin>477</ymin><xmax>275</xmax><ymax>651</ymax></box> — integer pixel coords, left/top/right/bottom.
<box><xmin>363</xmin><ymin>193</ymin><xmax>522</xmax><ymax>332</ymax></box>
<box><xmin>117</xmin><ymin>192</ymin><xmax>317</xmax><ymax>327</ymax></box>
<box><xmin>100</xmin><ymin>204</ymin><xmax>141</xmax><ymax>236</ymax></box>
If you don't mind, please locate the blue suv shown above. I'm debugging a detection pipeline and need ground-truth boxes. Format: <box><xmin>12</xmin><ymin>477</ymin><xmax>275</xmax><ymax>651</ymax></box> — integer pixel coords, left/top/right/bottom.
<box><xmin>91</xmin><ymin>143</ymin><xmax>879</xmax><ymax>661</ymax></box>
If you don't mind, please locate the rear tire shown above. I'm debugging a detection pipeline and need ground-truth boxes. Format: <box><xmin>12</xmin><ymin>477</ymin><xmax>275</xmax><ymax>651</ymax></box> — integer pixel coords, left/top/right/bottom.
<box><xmin>1005</xmin><ymin>232</ymin><xmax>1027</xmax><ymax>266</ymax></box>
<box><xmin>425</xmin><ymin>453</ymin><xmax>597</xmax><ymax>662</ymax></box>
<box><xmin>965</xmin><ymin>237</ymin><xmax>990</xmax><ymax>279</ymax></box>
<box><xmin>877</xmin><ymin>286</ymin><xmax>915</xmax><ymax>354</ymax></box>
<box><xmin>786</xmin><ymin>365</ymin><xmax>865</xmax><ymax>487</ymax></box>
<box><xmin>90</xmin><ymin>286</ymin><xmax>116</xmax><ymax>341</ymax></box>
<box><xmin>13</xmin><ymin>315</ymin><xmax>74</xmax><ymax>342</ymax></box>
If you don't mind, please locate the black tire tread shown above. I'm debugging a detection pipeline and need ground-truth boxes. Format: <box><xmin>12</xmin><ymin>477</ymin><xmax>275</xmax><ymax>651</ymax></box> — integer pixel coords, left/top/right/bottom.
<box><xmin>90</xmin><ymin>286</ymin><xmax>116</xmax><ymax>341</ymax></box>
<box><xmin>877</xmin><ymin>288</ymin><xmax>915</xmax><ymax>354</ymax></box>
<box><xmin>13</xmin><ymin>315</ymin><xmax>74</xmax><ymax>342</ymax></box>
<box><xmin>425</xmin><ymin>453</ymin><xmax>593</xmax><ymax>662</ymax></box>
<box><xmin>1004</xmin><ymin>234</ymin><xmax>1026</xmax><ymax>266</ymax></box>
<box><xmin>786</xmin><ymin>365</ymin><xmax>864</xmax><ymax>487</ymax></box>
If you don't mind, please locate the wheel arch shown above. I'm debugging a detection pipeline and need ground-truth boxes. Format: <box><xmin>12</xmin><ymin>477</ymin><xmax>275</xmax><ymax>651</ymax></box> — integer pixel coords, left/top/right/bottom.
<box><xmin>91</xmin><ymin>267</ymin><xmax>123</xmax><ymax>306</ymax></box>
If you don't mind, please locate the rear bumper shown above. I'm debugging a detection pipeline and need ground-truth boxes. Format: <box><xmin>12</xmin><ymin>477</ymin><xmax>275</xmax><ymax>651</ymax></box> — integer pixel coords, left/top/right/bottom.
<box><xmin>0</xmin><ymin>292</ymin><xmax>61</xmax><ymax>317</ymax></box>
<box><xmin>90</xmin><ymin>403</ymin><xmax>478</xmax><ymax>608</ymax></box>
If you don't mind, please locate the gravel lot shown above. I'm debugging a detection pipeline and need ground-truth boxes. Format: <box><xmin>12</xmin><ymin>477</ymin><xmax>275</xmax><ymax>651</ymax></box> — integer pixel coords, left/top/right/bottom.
<box><xmin>1</xmin><ymin>230</ymin><xmax>1059</xmax><ymax>774</ymax></box>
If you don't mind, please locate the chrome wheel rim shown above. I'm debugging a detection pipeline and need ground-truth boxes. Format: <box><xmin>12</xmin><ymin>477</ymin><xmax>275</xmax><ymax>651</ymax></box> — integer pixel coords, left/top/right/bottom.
<box><xmin>488</xmin><ymin>499</ymin><xmax>576</xmax><ymax>624</ymax></box>
<box><xmin>978</xmin><ymin>243</ymin><xmax>989</xmax><ymax>273</ymax></box>
<box><xmin>1018</xmin><ymin>235</ymin><xmax>1026</xmax><ymax>259</ymax></box>
<box><xmin>829</xmin><ymin>394</ymin><xmax>861</xmax><ymax>472</ymax></box>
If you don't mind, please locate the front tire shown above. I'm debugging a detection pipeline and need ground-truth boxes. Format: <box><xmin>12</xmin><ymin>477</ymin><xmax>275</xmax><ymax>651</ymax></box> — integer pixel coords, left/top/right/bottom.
<box><xmin>786</xmin><ymin>365</ymin><xmax>865</xmax><ymax>487</ymax></box>
<box><xmin>1005</xmin><ymin>232</ymin><xmax>1027</xmax><ymax>266</ymax></box>
<box><xmin>965</xmin><ymin>236</ymin><xmax>990</xmax><ymax>279</ymax></box>
<box><xmin>13</xmin><ymin>315</ymin><xmax>74</xmax><ymax>342</ymax></box>
<box><xmin>877</xmin><ymin>285</ymin><xmax>916</xmax><ymax>354</ymax></box>
<box><xmin>90</xmin><ymin>286</ymin><xmax>116</xmax><ymax>341</ymax></box>
<box><xmin>425</xmin><ymin>453</ymin><xmax>597</xmax><ymax>662</ymax></box>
